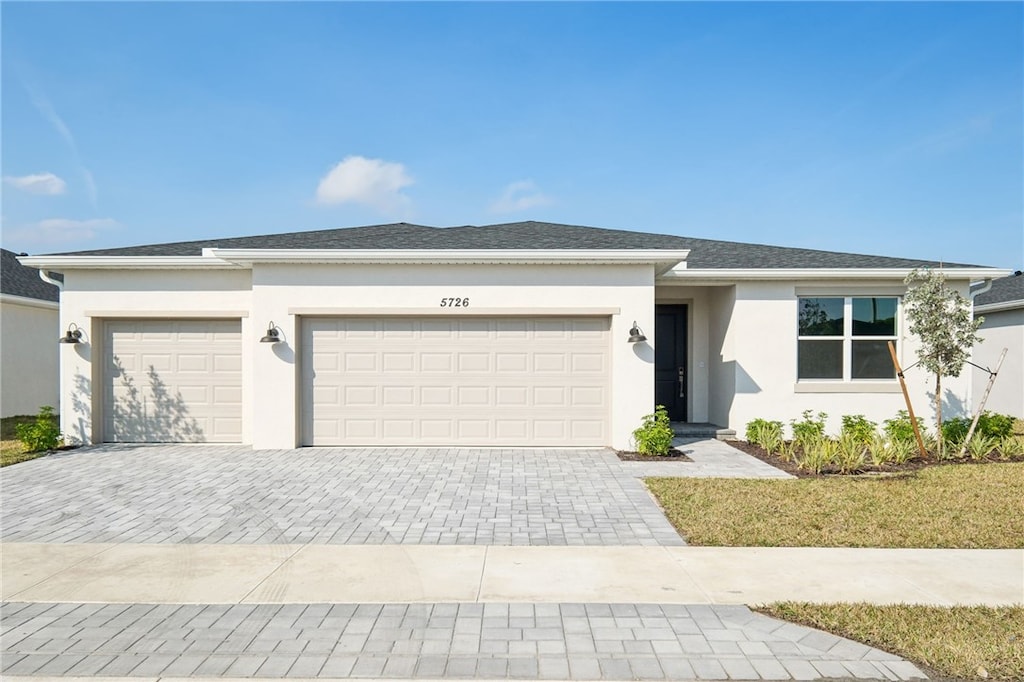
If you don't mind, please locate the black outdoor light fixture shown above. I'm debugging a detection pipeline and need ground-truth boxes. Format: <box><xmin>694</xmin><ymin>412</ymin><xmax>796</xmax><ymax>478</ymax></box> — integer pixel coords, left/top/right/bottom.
<box><xmin>59</xmin><ymin>323</ymin><xmax>83</xmax><ymax>344</ymax></box>
<box><xmin>627</xmin><ymin>321</ymin><xmax>647</xmax><ymax>343</ymax></box>
<box><xmin>260</xmin><ymin>321</ymin><xmax>282</xmax><ymax>343</ymax></box>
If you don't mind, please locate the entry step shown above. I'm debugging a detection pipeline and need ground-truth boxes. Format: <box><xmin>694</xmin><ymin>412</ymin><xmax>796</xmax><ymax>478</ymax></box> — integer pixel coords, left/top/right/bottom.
<box><xmin>670</xmin><ymin>422</ymin><xmax>737</xmax><ymax>440</ymax></box>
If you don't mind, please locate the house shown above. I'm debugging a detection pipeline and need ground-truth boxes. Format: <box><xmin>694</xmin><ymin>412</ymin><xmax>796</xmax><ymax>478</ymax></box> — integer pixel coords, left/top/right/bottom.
<box><xmin>18</xmin><ymin>222</ymin><xmax>1009</xmax><ymax>450</ymax></box>
<box><xmin>972</xmin><ymin>272</ymin><xmax>1023</xmax><ymax>418</ymax></box>
<box><xmin>1</xmin><ymin>248</ymin><xmax>60</xmax><ymax>418</ymax></box>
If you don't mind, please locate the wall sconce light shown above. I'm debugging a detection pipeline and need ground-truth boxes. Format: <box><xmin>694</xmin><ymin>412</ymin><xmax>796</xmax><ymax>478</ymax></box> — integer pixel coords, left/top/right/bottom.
<box><xmin>60</xmin><ymin>323</ymin><xmax>83</xmax><ymax>344</ymax></box>
<box><xmin>627</xmin><ymin>321</ymin><xmax>647</xmax><ymax>343</ymax></box>
<box><xmin>260</xmin><ymin>322</ymin><xmax>282</xmax><ymax>344</ymax></box>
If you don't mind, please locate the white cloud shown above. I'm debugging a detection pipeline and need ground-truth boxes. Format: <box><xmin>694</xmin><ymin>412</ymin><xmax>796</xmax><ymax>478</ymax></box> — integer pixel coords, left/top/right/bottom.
<box><xmin>315</xmin><ymin>156</ymin><xmax>414</xmax><ymax>214</ymax></box>
<box><xmin>23</xmin><ymin>82</ymin><xmax>98</xmax><ymax>207</ymax></box>
<box><xmin>4</xmin><ymin>218</ymin><xmax>118</xmax><ymax>246</ymax></box>
<box><xmin>489</xmin><ymin>180</ymin><xmax>552</xmax><ymax>213</ymax></box>
<box><xmin>3</xmin><ymin>172</ymin><xmax>68</xmax><ymax>195</ymax></box>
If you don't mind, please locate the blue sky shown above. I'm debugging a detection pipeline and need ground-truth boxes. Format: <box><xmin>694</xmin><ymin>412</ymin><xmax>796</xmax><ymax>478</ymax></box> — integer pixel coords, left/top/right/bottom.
<box><xmin>2</xmin><ymin>2</ymin><xmax>1021</xmax><ymax>268</ymax></box>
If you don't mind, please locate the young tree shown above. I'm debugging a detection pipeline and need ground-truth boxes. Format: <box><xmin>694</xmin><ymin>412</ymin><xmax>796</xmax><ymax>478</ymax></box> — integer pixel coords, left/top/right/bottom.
<box><xmin>902</xmin><ymin>268</ymin><xmax>983</xmax><ymax>457</ymax></box>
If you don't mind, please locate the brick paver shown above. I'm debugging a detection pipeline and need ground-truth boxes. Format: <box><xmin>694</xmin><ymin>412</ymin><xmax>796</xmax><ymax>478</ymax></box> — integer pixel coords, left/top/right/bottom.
<box><xmin>0</xmin><ymin>445</ymin><xmax>682</xmax><ymax>546</ymax></box>
<box><xmin>0</xmin><ymin>602</ymin><xmax>926</xmax><ymax>680</ymax></box>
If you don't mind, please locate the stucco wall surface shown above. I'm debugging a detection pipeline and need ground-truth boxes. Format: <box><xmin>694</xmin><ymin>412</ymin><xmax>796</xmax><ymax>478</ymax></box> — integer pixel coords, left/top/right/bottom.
<box><xmin>1</xmin><ymin>298</ymin><xmax>59</xmax><ymax>417</ymax></box>
<box><xmin>973</xmin><ymin>308</ymin><xmax>1024</xmax><ymax>418</ymax></box>
<box><xmin>57</xmin><ymin>269</ymin><xmax>254</xmax><ymax>445</ymax></box>
<box><xmin>250</xmin><ymin>263</ymin><xmax>655</xmax><ymax>450</ymax></box>
<box><xmin>709</xmin><ymin>280</ymin><xmax>973</xmax><ymax>438</ymax></box>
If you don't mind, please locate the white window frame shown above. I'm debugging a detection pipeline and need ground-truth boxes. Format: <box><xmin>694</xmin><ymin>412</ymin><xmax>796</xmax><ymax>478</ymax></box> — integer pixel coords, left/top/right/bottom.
<box><xmin>797</xmin><ymin>296</ymin><xmax>899</xmax><ymax>383</ymax></box>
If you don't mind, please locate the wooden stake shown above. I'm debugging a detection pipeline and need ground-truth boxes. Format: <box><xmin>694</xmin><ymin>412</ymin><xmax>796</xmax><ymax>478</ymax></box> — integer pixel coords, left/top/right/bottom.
<box><xmin>888</xmin><ymin>341</ymin><xmax>928</xmax><ymax>458</ymax></box>
<box><xmin>959</xmin><ymin>348</ymin><xmax>1008</xmax><ymax>457</ymax></box>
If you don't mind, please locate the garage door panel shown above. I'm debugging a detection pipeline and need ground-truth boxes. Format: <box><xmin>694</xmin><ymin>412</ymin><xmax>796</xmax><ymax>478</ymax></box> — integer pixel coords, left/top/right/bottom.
<box><xmin>303</xmin><ymin>316</ymin><xmax>610</xmax><ymax>446</ymax></box>
<box><xmin>103</xmin><ymin>320</ymin><xmax>241</xmax><ymax>443</ymax></box>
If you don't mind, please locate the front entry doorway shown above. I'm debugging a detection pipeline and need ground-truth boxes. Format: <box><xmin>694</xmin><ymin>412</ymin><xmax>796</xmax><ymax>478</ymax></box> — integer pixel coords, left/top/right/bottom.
<box><xmin>654</xmin><ymin>305</ymin><xmax>688</xmax><ymax>422</ymax></box>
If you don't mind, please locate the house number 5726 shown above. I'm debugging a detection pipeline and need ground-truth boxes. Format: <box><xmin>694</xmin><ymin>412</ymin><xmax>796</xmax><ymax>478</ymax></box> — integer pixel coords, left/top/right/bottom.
<box><xmin>440</xmin><ymin>297</ymin><xmax>470</xmax><ymax>307</ymax></box>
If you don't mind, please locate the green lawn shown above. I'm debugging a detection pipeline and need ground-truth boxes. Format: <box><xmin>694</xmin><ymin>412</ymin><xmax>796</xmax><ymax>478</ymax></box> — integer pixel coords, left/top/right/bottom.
<box><xmin>646</xmin><ymin>462</ymin><xmax>1024</xmax><ymax>548</ymax></box>
<box><xmin>761</xmin><ymin>603</ymin><xmax>1024</xmax><ymax>681</ymax></box>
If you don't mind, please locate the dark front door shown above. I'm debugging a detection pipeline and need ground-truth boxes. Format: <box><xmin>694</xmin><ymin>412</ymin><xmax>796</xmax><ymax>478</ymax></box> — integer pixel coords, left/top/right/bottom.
<box><xmin>654</xmin><ymin>304</ymin><xmax>688</xmax><ymax>422</ymax></box>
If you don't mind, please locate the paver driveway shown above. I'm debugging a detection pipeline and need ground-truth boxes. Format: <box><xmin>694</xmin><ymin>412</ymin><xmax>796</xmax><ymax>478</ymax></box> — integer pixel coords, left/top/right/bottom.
<box><xmin>0</xmin><ymin>445</ymin><xmax>683</xmax><ymax>546</ymax></box>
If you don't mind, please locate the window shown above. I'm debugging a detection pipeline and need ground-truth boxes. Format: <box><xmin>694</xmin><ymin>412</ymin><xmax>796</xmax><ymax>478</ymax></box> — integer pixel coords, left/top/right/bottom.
<box><xmin>798</xmin><ymin>297</ymin><xmax>898</xmax><ymax>381</ymax></box>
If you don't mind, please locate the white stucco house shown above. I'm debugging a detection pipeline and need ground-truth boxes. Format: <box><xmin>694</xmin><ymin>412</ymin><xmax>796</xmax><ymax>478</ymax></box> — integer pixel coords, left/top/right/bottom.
<box><xmin>972</xmin><ymin>272</ymin><xmax>1023</xmax><ymax>418</ymax></box>
<box><xmin>18</xmin><ymin>222</ymin><xmax>1009</xmax><ymax>450</ymax></box>
<box><xmin>2</xmin><ymin>248</ymin><xmax>60</xmax><ymax>418</ymax></box>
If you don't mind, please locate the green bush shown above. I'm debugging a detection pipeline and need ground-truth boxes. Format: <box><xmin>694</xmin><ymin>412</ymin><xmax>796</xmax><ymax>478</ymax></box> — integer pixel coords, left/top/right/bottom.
<box><xmin>790</xmin><ymin>410</ymin><xmax>828</xmax><ymax>446</ymax></box>
<box><xmin>883</xmin><ymin>410</ymin><xmax>927</xmax><ymax>443</ymax></box>
<box><xmin>840</xmin><ymin>414</ymin><xmax>877</xmax><ymax>444</ymax></box>
<box><xmin>943</xmin><ymin>412</ymin><xmax>1015</xmax><ymax>448</ymax></box>
<box><xmin>15</xmin><ymin>406</ymin><xmax>61</xmax><ymax>453</ymax></box>
<box><xmin>745</xmin><ymin>418</ymin><xmax>784</xmax><ymax>452</ymax></box>
<box><xmin>632</xmin><ymin>405</ymin><xmax>674</xmax><ymax>456</ymax></box>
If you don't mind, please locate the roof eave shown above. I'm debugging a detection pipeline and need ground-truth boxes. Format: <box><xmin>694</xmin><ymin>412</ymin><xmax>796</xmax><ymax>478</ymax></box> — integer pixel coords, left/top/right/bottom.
<box><xmin>975</xmin><ymin>299</ymin><xmax>1024</xmax><ymax>314</ymax></box>
<box><xmin>658</xmin><ymin>267</ymin><xmax>1012</xmax><ymax>283</ymax></box>
<box><xmin>17</xmin><ymin>255</ymin><xmax>242</xmax><ymax>271</ymax></box>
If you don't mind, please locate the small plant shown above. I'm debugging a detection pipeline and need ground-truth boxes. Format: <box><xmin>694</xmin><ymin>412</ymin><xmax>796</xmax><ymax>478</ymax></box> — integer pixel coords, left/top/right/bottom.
<box><xmin>745</xmin><ymin>418</ymin><xmax>784</xmax><ymax>453</ymax></box>
<box><xmin>840</xmin><ymin>414</ymin><xmax>877</xmax><ymax>444</ymax></box>
<box><xmin>999</xmin><ymin>435</ymin><xmax>1024</xmax><ymax>459</ymax></box>
<box><xmin>777</xmin><ymin>439</ymin><xmax>800</xmax><ymax>463</ymax></box>
<box><xmin>975</xmin><ymin>412</ymin><xmax>1016</xmax><ymax>440</ymax></box>
<box><xmin>966</xmin><ymin>435</ymin><xmax>999</xmax><ymax>461</ymax></box>
<box><xmin>15</xmin><ymin>406</ymin><xmax>61</xmax><ymax>453</ymax></box>
<box><xmin>941</xmin><ymin>417</ymin><xmax>971</xmax><ymax>447</ymax></box>
<box><xmin>868</xmin><ymin>434</ymin><xmax>893</xmax><ymax>466</ymax></box>
<box><xmin>888</xmin><ymin>438</ymin><xmax>916</xmax><ymax>465</ymax></box>
<box><xmin>790</xmin><ymin>410</ymin><xmax>828</xmax><ymax>447</ymax></box>
<box><xmin>834</xmin><ymin>432</ymin><xmax>867</xmax><ymax>474</ymax></box>
<box><xmin>797</xmin><ymin>437</ymin><xmax>835</xmax><ymax>474</ymax></box>
<box><xmin>883</xmin><ymin>410</ymin><xmax>927</xmax><ymax>444</ymax></box>
<box><xmin>632</xmin><ymin>405</ymin><xmax>674</xmax><ymax>456</ymax></box>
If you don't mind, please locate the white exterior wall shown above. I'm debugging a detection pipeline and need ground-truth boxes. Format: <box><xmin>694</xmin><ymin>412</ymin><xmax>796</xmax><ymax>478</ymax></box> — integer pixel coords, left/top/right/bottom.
<box><xmin>972</xmin><ymin>308</ymin><xmax>1024</xmax><ymax>418</ymax></box>
<box><xmin>1</xmin><ymin>296</ymin><xmax>60</xmax><ymax>417</ymax></box>
<box><xmin>720</xmin><ymin>280</ymin><xmax>973</xmax><ymax>437</ymax></box>
<box><xmin>251</xmin><ymin>263</ymin><xmax>655</xmax><ymax>450</ymax></box>
<box><xmin>57</xmin><ymin>269</ymin><xmax>253</xmax><ymax>444</ymax></box>
<box><xmin>705</xmin><ymin>286</ymin><xmax>737</xmax><ymax>427</ymax></box>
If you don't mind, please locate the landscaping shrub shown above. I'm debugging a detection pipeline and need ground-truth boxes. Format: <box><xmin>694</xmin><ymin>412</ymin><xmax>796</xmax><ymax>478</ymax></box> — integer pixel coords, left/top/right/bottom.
<box><xmin>15</xmin><ymin>406</ymin><xmax>61</xmax><ymax>453</ymax></box>
<box><xmin>840</xmin><ymin>414</ymin><xmax>876</xmax><ymax>444</ymax></box>
<box><xmin>632</xmin><ymin>405</ymin><xmax>674</xmax><ymax>456</ymax></box>
<box><xmin>790</xmin><ymin>410</ymin><xmax>827</xmax><ymax>447</ymax></box>
<box><xmin>797</xmin><ymin>437</ymin><xmax>835</xmax><ymax>474</ymax></box>
<box><xmin>883</xmin><ymin>410</ymin><xmax>927</xmax><ymax>444</ymax></box>
<box><xmin>835</xmin><ymin>433</ymin><xmax>867</xmax><ymax>474</ymax></box>
<box><xmin>967</xmin><ymin>435</ymin><xmax>999</xmax><ymax>461</ymax></box>
<box><xmin>745</xmin><ymin>418</ymin><xmax>783</xmax><ymax>453</ymax></box>
<box><xmin>1000</xmin><ymin>435</ymin><xmax>1024</xmax><ymax>459</ymax></box>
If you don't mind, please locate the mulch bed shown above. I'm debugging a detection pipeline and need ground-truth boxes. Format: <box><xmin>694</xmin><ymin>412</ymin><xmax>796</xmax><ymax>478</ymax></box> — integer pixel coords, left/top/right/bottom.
<box><xmin>616</xmin><ymin>448</ymin><xmax>693</xmax><ymax>462</ymax></box>
<box><xmin>724</xmin><ymin>439</ymin><xmax>1024</xmax><ymax>478</ymax></box>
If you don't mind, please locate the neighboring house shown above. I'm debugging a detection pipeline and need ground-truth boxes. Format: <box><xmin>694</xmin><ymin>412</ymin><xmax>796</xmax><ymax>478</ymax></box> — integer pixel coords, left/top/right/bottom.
<box><xmin>972</xmin><ymin>272</ymin><xmax>1024</xmax><ymax>418</ymax></box>
<box><xmin>1</xmin><ymin>248</ymin><xmax>60</xmax><ymax>418</ymax></box>
<box><xmin>20</xmin><ymin>222</ymin><xmax>1009</xmax><ymax>449</ymax></box>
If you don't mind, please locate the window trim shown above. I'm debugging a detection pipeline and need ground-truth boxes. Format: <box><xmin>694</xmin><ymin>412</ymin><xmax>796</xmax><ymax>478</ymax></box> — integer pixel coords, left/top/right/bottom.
<box><xmin>796</xmin><ymin>296</ymin><xmax>900</xmax><ymax>383</ymax></box>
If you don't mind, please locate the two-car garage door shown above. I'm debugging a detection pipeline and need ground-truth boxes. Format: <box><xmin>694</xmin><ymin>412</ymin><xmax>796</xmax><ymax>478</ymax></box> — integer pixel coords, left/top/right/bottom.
<box><xmin>302</xmin><ymin>317</ymin><xmax>611</xmax><ymax>446</ymax></box>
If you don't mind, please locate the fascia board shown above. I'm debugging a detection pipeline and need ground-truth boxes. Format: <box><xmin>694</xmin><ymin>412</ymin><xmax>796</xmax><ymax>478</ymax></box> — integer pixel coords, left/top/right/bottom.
<box><xmin>17</xmin><ymin>256</ymin><xmax>240</xmax><ymax>271</ymax></box>
<box><xmin>209</xmin><ymin>248</ymin><xmax>691</xmax><ymax>266</ymax></box>
<box><xmin>975</xmin><ymin>300</ymin><xmax>1024</xmax><ymax>314</ymax></box>
<box><xmin>658</xmin><ymin>267</ymin><xmax>1012</xmax><ymax>282</ymax></box>
<box><xmin>0</xmin><ymin>293</ymin><xmax>59</xmax><ymax>310</ymax></box>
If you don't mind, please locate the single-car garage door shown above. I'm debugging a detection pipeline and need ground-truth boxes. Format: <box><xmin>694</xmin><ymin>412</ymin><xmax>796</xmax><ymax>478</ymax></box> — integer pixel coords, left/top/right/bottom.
<box><xmin>103</xmin><ymin>319</ymin><xmax>242</xmax><ymax>443</ymax></box>
<box><xmin>302</xmin><ymin>317</ymin><xmax>610</xmax><ymax>446</ymax></box>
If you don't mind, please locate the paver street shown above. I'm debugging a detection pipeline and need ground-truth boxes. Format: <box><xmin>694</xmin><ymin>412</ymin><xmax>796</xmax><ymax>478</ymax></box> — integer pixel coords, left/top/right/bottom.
<box><xmin>0</xmin><ymin>602</ymin><xmax>925</xmax><ymax>680</ymax></box>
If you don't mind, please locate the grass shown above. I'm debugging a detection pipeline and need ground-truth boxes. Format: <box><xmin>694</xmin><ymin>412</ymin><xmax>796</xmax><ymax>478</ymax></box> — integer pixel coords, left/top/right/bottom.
<box><xmin>646</xmin><ymin>462</ymin><xmax>1024</xmax><ymax>548</ymax></box>
<box><xmin>1</xmin><ymin>415</ymin><xmax>50</xmax><ymax>467</ymax></box>
<box><xmin>761</xmin><ymin>602</ymin><xmax>1024</xmax><ymax>681</ymax></box>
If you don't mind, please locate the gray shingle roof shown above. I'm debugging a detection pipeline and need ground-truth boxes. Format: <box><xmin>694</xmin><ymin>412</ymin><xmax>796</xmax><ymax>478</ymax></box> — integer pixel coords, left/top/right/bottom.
<box><xmin>975</xmin><ymin>272</ymin><xmax>1024</xmax><ymax>307</ymax></box>
<box><xmin>2</xmin><ymin>249</ymin><xmax>59</xmax><ymax>302</ymax></box>
<box><xmin>50</xmin><ymin>220</ymin><xmax>981</xmax><ymax>269</ymax></box>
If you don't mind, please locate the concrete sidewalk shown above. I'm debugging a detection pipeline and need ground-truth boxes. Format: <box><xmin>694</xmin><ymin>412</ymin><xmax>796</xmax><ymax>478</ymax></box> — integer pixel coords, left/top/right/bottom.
<box><xmin>4</xmin><ymin>543</ymin><xmax>1021</xmax><ymax>606</ymax></box>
